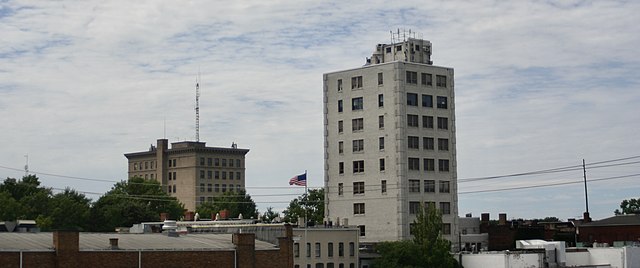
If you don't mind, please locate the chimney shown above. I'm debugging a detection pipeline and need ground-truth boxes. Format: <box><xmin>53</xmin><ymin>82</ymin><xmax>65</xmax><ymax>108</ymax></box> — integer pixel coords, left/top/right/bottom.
<box><xmin>481</xmin><ymin>213</ymin><xmax>489</xmax><ymax>223</ymax></box>
<box><xmin>109</xmin><ymin>238</ymin><xmax>119</xmax><ymax>250</ymax></box>
<box><xmin>499</xmin><ymin>213</ymin><xmax>507</xmax><ymax>226</ymax></box>
<box><xmin>160</xmin><ymin>213</ymin><xmax>168</xmax><ymax>221</ymax></box>
<box><xmin>583</xmin><ymin>212</ymin><xmax>591</xmax><ymax>223</ymax></box>
<box><xmin>220</xmin><ymin>209</ymin><xmax>229</xmax><ymax>220</ymax></box>
<box><xmin>184</xmin><ymin>211</ymin><xmax>195</xmax><ymax>221</ymax></box>
<box><xmin>465</xmin><ymin>213</ymin><xmax>472</xmax><ymax>218</ymax></box>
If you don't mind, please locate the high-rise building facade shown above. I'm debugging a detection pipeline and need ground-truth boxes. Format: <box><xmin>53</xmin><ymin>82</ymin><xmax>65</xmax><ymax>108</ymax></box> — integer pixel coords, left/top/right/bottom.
<box><xmin>323</xmin><ymin>37</ymin><xmax>458</xmax><ymax>244</ymax></box>
<box><xmin>125</xmin><ymin>139</ymin><xmax>249</xmax><ymax>212</ymax></box>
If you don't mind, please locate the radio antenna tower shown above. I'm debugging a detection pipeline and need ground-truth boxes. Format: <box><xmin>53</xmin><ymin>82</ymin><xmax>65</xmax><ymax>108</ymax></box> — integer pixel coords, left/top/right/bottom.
<box><xmin>195</xmin><ymin>71</ymin><xmax>201</xmax><ymax>142</ymax></box>
<box><xmin>24</xmin><ymin>154</ymin><xmax>29</xmax><ymax>176</ymax></box>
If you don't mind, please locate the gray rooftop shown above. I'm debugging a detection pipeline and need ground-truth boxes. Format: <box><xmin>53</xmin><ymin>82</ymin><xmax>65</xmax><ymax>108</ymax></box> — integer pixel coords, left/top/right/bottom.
<box><xmin>581</xmin><ymin>214</ymin><xmax>640</xmax><ymax>227</ymax></box>
<box><xmin>0</xmin><ymin>233</ymin><xmax>277</xmax><ymax>251</ymax></box>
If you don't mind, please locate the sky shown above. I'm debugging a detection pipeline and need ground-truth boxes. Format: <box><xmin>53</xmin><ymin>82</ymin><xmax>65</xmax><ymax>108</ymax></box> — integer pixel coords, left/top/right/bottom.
<box><xmin>1</xmin><ymin>0</ymin><xmax>639</xmax><ymax>221</ymax></box>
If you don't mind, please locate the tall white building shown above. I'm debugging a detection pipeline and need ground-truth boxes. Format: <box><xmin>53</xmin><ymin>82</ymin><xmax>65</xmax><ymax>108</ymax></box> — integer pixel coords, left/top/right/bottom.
<box><xmin>323</xmin><ymin>36</ymin><xmax>458</xmax><ymax>244</ymax></box>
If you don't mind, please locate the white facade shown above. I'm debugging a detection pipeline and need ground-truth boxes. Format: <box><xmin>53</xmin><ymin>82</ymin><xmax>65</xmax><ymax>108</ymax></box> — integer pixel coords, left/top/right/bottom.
<box><xmin>323</xmin><ymin>38</ymin><xmax>458</xmax><ymax>243</ymax></box>
<box><xmin>293</xmin><ymin>227</ymin><xmax>359</xmax><ymax>268</ymax></box>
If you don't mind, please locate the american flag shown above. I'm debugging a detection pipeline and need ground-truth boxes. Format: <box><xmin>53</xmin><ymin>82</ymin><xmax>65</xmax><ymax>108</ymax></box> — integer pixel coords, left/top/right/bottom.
<box><xmin>289</xmin><ymin>173</ymin><xmax>307</xmax><ymax>186</ymax></box>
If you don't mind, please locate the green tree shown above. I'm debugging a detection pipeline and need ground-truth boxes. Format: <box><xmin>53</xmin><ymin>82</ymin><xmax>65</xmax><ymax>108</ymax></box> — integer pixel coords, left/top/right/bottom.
<box><xmin>196</xmin><ymin>189</ymin><xmax>258</xmax><ymax>219</ymax></box>
<box><xmin>0</xmin><ymin>191</ymin><xmax>22</xmax><ymax>221</ymax></box>
<box><xmin>0</xmin><ymin>175</ymin><xmax>53</xmax><ymax>220</ymax></box>
<box><xmin>42</xmin><ymin>188</ymin><xmax>91</xmax><ymax>231</ymax></box>
<box><xmin>615</xmin><ymin>198</ymin><xmax>640</xmax><ymax>215</ymax></box>
<box><xmin>90</xmin><ymin>177</ymin><xmax>184</xmax><ymax>231</ymax></box>
<box><xmin>261</xmin><ymin>207</ymin><xmax>281</xmax><ymax>223</ymax></box>
<box><xmin>375</xmin><ymin>204</ymin><xmax>460</xmax><ymax>268</ymax></box>
<box><xmin>282</xmin><ymin>188</ymin><xmax>324</xmax><ymax>224</ymax></box>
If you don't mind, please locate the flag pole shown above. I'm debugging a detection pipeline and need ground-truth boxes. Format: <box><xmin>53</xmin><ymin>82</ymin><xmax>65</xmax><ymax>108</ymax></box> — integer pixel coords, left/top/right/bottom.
<box><xmin>304</xmin><ymin>170</ymin><xmax>308</xmax><ymax>253</ymax></box>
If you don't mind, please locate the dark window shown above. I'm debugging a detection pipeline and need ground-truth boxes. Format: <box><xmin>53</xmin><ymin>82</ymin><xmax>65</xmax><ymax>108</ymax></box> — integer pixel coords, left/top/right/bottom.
<box><xmin>200</xmin><ymin>170</ymin><xmax>205</xmax><ymax>179</ymax></box>
<box><xmin>337</xmin><ymin>79</ymin><xmax>343</xmax><ymax>91</ymax></box>
<box><xmin>207</xmin><ymin>183</ymin><xmax>212</xmax><ymax>192</ymax></box>
<box><xmin>214</xmin><ymin>158</ymin><xmax>219</xmax><ymax>166</ymax></box>
<box><xmin>338</xmin><ymin>120</ymin><xmax>343</xmax><ymax>133</ymax></box>
<box><xmin>422</xmin><ymin>94</ymin><xmax>433</xmax><ymax>107</ymax></box>
<box><xmin>437</xmin><ymin>96</ymin><xmax>448</xmax><ymax>109</ymax></box>
<box><xmin>381</xmin><ymin>180</ymin><xmax>387</xmax><ymax>193</ymax></box>
<box><xmin>440</xmin><ymin>202</ymin><xmax>451</xmax><ymax>214</ymax></box>
<box><xmin>408</xmin><ymin>158</ymin><xmax>420</xmax><ymax>171</ymax></box>
<box><xmin>406</xmin><ymin>71</ymin><xmax>417</xmax><ymax>84</ymax></box>
<box><xmin>407</xmin><ymin>93</ymin><xmax>418</xmax><ymax>106</ymax></box>
<box><xmin>378</xmin><ymin>94</ymin><xmax>384</xmax><ymax>107</ymax></box>
<box><xmin>378</xmin><ymin>115</ymin><xmax>384</xmax><ymax>128</ymax></box>
<box><xmin>352</xmin><ymin>97</ymin><xmax>363</xmax><ymax>110</ymax></box>
<box><xmin>215</xmin><ymin>171</ymin><xmax>220</xmax><ymax>179</ymax></box>
<box><xmin>408</xmin><ymin>136</ymin><xmax>419</xmax><ymax>149</ymax></box>
<box><xmin>354</xmin><ymin>203</ymin><xmax>365</xmax><ymax>214</ymax></box>
<box><xmin>422</xmin><ymin>73</ymin><xmax>433</xmax><ymax>86</ymax></box>
<box><xmin>410</xmin><ymin>201</ymin><xmax>420</xmax><ymax>214</ymax></box>
<box><xmin>424</xmin><ymin>180</ymin><xmax>435</xmax><ymax>192</ymax></box>
<box><xmin>424</xmin><ymin>137</ymin><xmax>434</xmax><ymax>150</ymax></box>
<box><xmin>439</xmin><ymin>159</ymin><xmax>450</xmax><ymax>172</ymax></box>
<box><xmin>353</xmin><ymin>182</ymin><xmax>365</xmax><ymax>195</ymax></box>
<box><xmin>294</xmin><ymin>243</ymin><xmax>300</xmax><ymax>257</ymax></box>
<box><xmin>306</xmin><ymin>243</ymin><xmax>311</xmax><ymax>257</ymax></box>
<box><xmin>315</xmin><ymin>242</ymin><xmax>321</xmax><ymax>257</ymax></box>
<box><xmin>437</xmin><ymin>117</ymin><xmax>448</xmax><ymax>130</ymax></box>
<box><xmin>379</xmin><ymin>137</ymin><xmax>384</xmax><ymax>150</ymax></box>
<box><xmin>338</xmin><ymin>100</ymin><xmax>343</xmax><ymax>112</ymax></box>
<box><xmin>339</xmin><ymin>242</ymin><xmax>344</xmax><ymax>256</ymax></box>
<box><xmin>352</xmin><ymin>139</ymin><xmax>364</xmax><ymax>153</ymax></box>
<box><xmin>443</xmin><ymin>223</ymin><xmax>452</xmax><ymax>234</ymax></box>
<box><xmin>379</xmin><ymin>158</ymin><xmax>385</xmax><ymax>171</ymax></box>
<box><xmin>436</xmin><ymin>75</ymin><xmax>447</xmax><ymax>87</ymax></box>
<box><xmin>236</xmin><ymin>159</ymin><xmax>241</xmax><ymax>167</ymax></box>
<box><xmin>358</xmin><ymin>226</ymin><xmax>366</xmax><ymax>237</ymax></box>
<box><xmin>353</xmin><ymin>160</ymin><xmax>364</xmax><ymax>173</ymax></box>
<box><xmin>215</xmin><ymin>184</ymin><xmax>220</xmax><ymax>192</ymax></box>
<box><xmin>200</xmin><ymin>157</ymin><xmax>205</xmax><ymax>166</ymax></box>
<box><xmin>424</xmin><ymin>159</ymin><xmax>435</xmax><ymax>171</ymax></box>
<box><xmin>338</xmin><ymin>183</ymin><xmax>344</xmax><ymax>195</ymax></box>
<box><xmin>207</xmin><ymin>171</ymin><xmax>212</xmax><ymax>179</ymax></box>
<box><xmin>407</xmin><ymin>114</ymin><xmax>419</xmax><ymax>127</ymax></box>
<box><xmin>349</xmin><ymin>242</ymin><xmax>355</xmax><ymax>256</ymax></box>
<box><xmin>338</xmin><ymin>141</ymin><xmax>344</xmax><ymax>154</ymax></box>
<box><xmin>207</xmin><ymin>158</ymin><xmax>212</xmax><ymax>166</ymax></box>
<box><xmin>352</xmin><ymin>118</ymin><xmax>364</xmax><ymax>132</ymax></box>
<box><xmin>339</xmin><ymin>162</ymin><xmax>344</xmax><ymax>174</ymax></box>
<box><xmin>222</xmin><ymin>159</ymin><xmax>227</xmax><ymax>167</ymax></box>
<box><xmin>409</xmin><ymin>180</ymin><xmax>420</xmax><ymax>193</ymax></box>
<box><xmin>328</xmin><ymin>242</ymin><xmax>334</xmax><ymax>257</ymax></box>
<box><xmin>351</xmin><ymin>76</ymin><xmax>363</xmax><ymax>89</ymax></box>
<box><xmin>438</xmin><ymin>138</ymin><xmax>449</xmax><ymax>151</ymax></box>
<box><xmin>439</xmin><ymin>181</ymin><xmax>450</xmax><ymax>193</ymax></box>
<box><xmin>423</xmin><ymin>116</ymin><xmax>434</xmax><ymax>129</ymax></box>
<box><xmin>378</xmin><ymin>72</ymin><xmax>383</xmax><ymax>85</ymax></box>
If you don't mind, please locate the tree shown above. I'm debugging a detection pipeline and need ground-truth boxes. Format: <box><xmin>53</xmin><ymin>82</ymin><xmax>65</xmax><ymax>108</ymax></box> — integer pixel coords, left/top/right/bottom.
<box><xmin>0</xmin><ymin>191</ymin><xmax>22</xmax><ymax>221</ymax></box>
<box><xmin>615</xmin><ymin>198</ymin><xmax>640</xmax><ymax>215</ymax></box>
<box><xmin>196</xmin><ymin>189</ymin><xmax>258</xmax><ymax>219</ymax></box>
<box><xmin>41</xmin><ymin>188</ymin><xmax>91</xmax><ymax>231</ymax></box>
<box><xmin>283</xmin><ymin>188</ymin><xmax>324</xmax><ymax>224</ymax></box>
<box><xmin>90</xmin><ymin>177</ymin><xmax>184</xmax><ymax>231</ymax></box>
<box><xmin>261</xmin><ymin>207</ymin><xmax>281</xmax><ymax>223</ymax></box>
<box><xmin>0</xmin><ymin>175</ymin><xmax>52</xmax><ymax>220</ymax></box>
<box><xmin>374</xmin><ymin>204</ymin><xmax>460</xmax><ymax>268</ymax></box>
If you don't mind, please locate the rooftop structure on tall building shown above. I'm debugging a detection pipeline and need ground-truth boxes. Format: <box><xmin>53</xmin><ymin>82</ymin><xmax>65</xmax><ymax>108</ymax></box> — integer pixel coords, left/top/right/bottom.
<box><xmin>125</xmin><ymin>139</ymin><xmax>249</xmax><ymax>211</ymax></box>
<box><xmin>323</xmin><ymin>33</ymin><xmax>459</xmax><ymax>244</ymax></box>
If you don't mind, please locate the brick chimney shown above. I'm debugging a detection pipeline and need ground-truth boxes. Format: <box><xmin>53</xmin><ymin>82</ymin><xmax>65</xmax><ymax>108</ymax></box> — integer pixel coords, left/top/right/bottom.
<box><xmin>160</xmin><ymin>213</ymin><xmax>168</xmax><ymax>221</ymax></box>
<box><xmin>233</xmin><ymin>233</ymin><xmax>256</xmax><ymax>268</ymax></box>
<box><xmin>53</xmin><ymin>231</ymin><xmax>79</xmax><ymax>268</ymax></box>
<box><xmin>499</xmin><ymin>213</ymin><xmax>507</xmax><ymax>226</ymax></box>
<box><xmin>481</xmin><ymin>213</ymin><xmax>489</xmax><ymax>223</ymax></box>
<box><xmin>583</xmin><ymin>212</ymin><xmax>591</xmax><ymax>223</ymax></box>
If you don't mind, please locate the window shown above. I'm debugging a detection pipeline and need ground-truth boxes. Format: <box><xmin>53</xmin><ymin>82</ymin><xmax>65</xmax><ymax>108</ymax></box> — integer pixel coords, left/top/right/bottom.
<box><xmin>407</xmin><ymin>93</ymin><xmax>418</xmax><ymax>106</ymax></box>
<box><xmin>222</xmin><ymin>184</ymin><xmax>227</xmax><ymax>192</ymax></box>
<box><xmin>337</xmin><ymin>79</ymin><xmax>343</xmax><ymax>91</ymax></box>
<box><xmin>236</xmin><ymin>172</ymin><xmax>241</xmax><ymax>180</ymax></box>
<box><xmin>422</xmin><ymin>73</ymin><xmax>432</xmax><ymax>86</ymax></box>
<box><xmin>410</xmin><ymin>201</ymin><xmax>420</xmax><ymax>214</ymax></box>
<box><xmin>440</xmin><ymin>202</ymin><xmax>451</xmax><ymax>215</ymax></box>
<box><xmin>229</xmin><ymin>159</ymin><xmax>234</xmax><ymax>167</ymax></box>
<box><xmin>378</xmin><ymin>72</ymin><xmax>383</xmax><ymax>85</ymax></box>
<box><xmin>351</xmin><ymin>97</ymin><xmax>363</xmax><ymax>110</ymax></box>
<box><xmin>424</xmin><ymin>158</ymin><xmax>435</xmax><ymax>171</ymax></box>
<box><xmin>439</xmin><ymin>181</ymin><xmax>450</xmax><ymax>193</ymax></box>
<box><xmin>439</xmin><ymin>159</ymin><xmax>450</xmax><ymax>172</ymax></box>
<box><xmin>215</xmin><ymin>171</ymin><xmax>220</xmax><ymax>179</ymax></box>
<box><xmin>236</xmin><ymin>159</ymin><xmax>241</xmax><ymax>167</ymax></box>
<box><xmin>229</xmin><ymin>184</ymin><xmax>234</xmax><ymax>191</ymax></box>
<box><xmin>379</xmin><ymin>137</ymin><xmax>384</xmax><ymax>150</ymax></box>
<box><xmin>294</xmin><ymin>243</ymin><xmax>300</xmax><ymax>257</ymax></box>
<box><xmin>236</xmin><ymin>185</ymin><xmax>241</xmax><ymax>191</ymax></box>
<box><xmin>229</xmin><ymin>172</ymin><xmax>234</xmax><ymax>180</ymax></box>
<box><xmin>423</xmin><ymin>116</ymin><xmax>434</xmax><ymax>129</ymax></box>
<box><xmin>425</xmin><ymin>202</ymin><xmax>436</xmax><ymax>211</ymax></box>
<box><xmin>378</xmin><ymin>115</ymin><xmax>384</xmax><ymax>128</ymax></box>
<box><xmin>200</xmin><ymin>170</ymin><xmax>205</xmax><ymax>179</ymax></box>
<box><xmin>315</xmin><ymin>242</ymin><xmax>321</xmax><ymax>257</ymax></box>
<box><xmin>354</xmin><ymin>203</ymin><xmax>365</xmax><ymax>215</ymax></box>
<box><xmin>172</xmin><ymin>184</ymin><xmax>176</xmax><ymax>193</ymax></box>
<box><xmin>358</xmin><ymin>225</ymin><xmax>366</xmax><ymax>237</ymax></box>
<box><xmin>349</xmin><ymin>242</ymin><xmax>355</xmax><ymax>256</ymax></box>
<box><xmin>408</xmin><ymin>157</ymin><xmax>420</xmax><ymax>171</ymax></box>
<box><xmin>436</xmin><ymin>75</ymin><xmax>447</xmax><ymax>87</ymax></box>
<box><xmin>338</xmin><ymin>183</ymin><xmax>343</xmax><ymax>196</ymax></box>
<box><xmin>353</xmin><ymin>160</ymin><xmax>364</xmax><ymax>173</ymax></box>
<box><xmin>408</xmin><ymin>136</ymin><xmax>419</xmax><ymax>149</ymax></box>
<box><xmin>207</xmin><ymin>183</ymin><xmax>212</xmax><ymax>192</ymax></box>
<box><xmin>423</xmin><ymin>137</ymin><xmax>434</xmax><ymax>150</ymax></box>
<box><xmin>351</xmin><ymin>76</ymin><xmax>363</xmax><ymax>89</ymax></box>
<box><xmin>316</xmin><ymin>264</ymin><xmax>324</xmax><ymax>268</ymax></box>
<box><xmin>352</xmin><ymin>118</ymin><xmax>363</xmax><ymax>132</ymax></box>
<box><xmin>339</xmin><ymin>242</ymin><xmax>344</xmax><ymax>257</ymax></box>
<box><xmin>381</xmin><ymin>180</ymin><xmax>387</xmax><ymax>193</ymax></box>
<box><xmin>409</xmin><ymin>180</ymin><xmax>420</xmax><ymax>193</ymax></box>
<box><xmin>407</xmin><ymin>114</ymin><xmax>419</xmax><ymax>127</ymax></box>
<box><xmin>406</xmin><ymin>71</ymin><xmax>417</xmax><ymax>84</ymax></box>
<box><xmin>352</xmin><ymin>139</ymin><xmax>364</xmax><ymax>153</ymax></box>
<box><xmin>422</xmin><ymin>94</ymin><xmax>433</xmax><ymax>107</ymax></box>
<box><xmin>437</xmin><ymin>96</ymin><xmax>448</xmax><ymax>109</ymax></box>
<box><xmin>307</xmin><ymin>243</ymin><xmax>311</xmax><ymax>257</ymax></box>
<box><xmin>207</xmin><ymin>171</ymin><xmax>213</xmax><ymax>179</ymax></box>
<box><xmin>438</xmin><ymin>138</ymin><xmax>449</xmax><ymax>151</ymax></box>
<box><xmin>168</xmin><ymin>172</ymin><xmax>172</xmax><ymax>180</ymax></box>
<box><xmin>222</xmin><ymin>159</ymin><xmax>227</xmax><ymax>167</ymax></box>
<box><xmin>172</xmin><ymin>159</ymin><xmax>176</xmax><ymax>167</ymax></box>
<box><xmin>222</xmin><ymin>171</ymin><xmax>227</xmax><ymax>180</ymax></box>
<box><xmin>199</xmin><ymin>196</ymin><xmax>205</xmax><ymax>204</ymax></box>
<box><xmin>200</xmin><ymin>157</ymin><xmax>205</xmax><ymax>166</ymax></box>
<box><xmin>338</xmin><ymin>100</ymin><xmax>343</xmax><ymax>112</ymax></box>
<box><xmin>338</xmin><ymin>120</ymin><xmax>343</xmax><ymax>133</ymax></box>
<box><xmin>379</xmin><ymin>158</ymin><xmax>385</xmax><ymax>171</ymax></box>
<box><xmin>328</xmin><ymin>242</ymin><xmax>334</xmax><ymax>257</ymax></box>
<box><xmin>443</xmin><ymin>223</ymin><xmax>452</xmax><ymax>235</ymax></box>
<box><xmin>424</xmin><ymin>180</ymin><xmax>435</xmax><ymax>192</ymax></box>
<box><xmin>214</xmin><ymin>184</ymin><xmax>220</xmax><ymax>192</ymax></box>
<box><xmin>339</xmin><ymin>162</ymin><xmax>344</xmax><ymax>174</ymax></box>
<box><xmin>437</xmin><ymin>117</ymin><xmax>448</xmax><ymax>130</ymax></box>
<box><xmin>378</xmin><ymin>94</ymin><xmax>383</xmax><ymax>107</ymax></box>
<box><xmin>353</xmin><ymin>182</ymin><xmax>364</xmax><ymax>195</ymax></box>
<box><xmin>172</xmin><ymin>172</ymin><xmax>176</xmax><ymax>180</ymax></box>
<box><xmin>214</xmin><ymin>158</ymin><xmax>219</xmax><ymax>166</ymax></box>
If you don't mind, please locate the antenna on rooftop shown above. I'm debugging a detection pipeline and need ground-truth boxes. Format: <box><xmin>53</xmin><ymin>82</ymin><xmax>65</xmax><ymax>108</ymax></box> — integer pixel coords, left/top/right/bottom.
<box><xmin>195</xmin><ymin>70</ymin><xmax>201</xmax><ymax>142</ymax></box>
<box><xmin>24</xmin><ymin>154</ymin><xmax>29</xmax><ymax>176</ymax></box>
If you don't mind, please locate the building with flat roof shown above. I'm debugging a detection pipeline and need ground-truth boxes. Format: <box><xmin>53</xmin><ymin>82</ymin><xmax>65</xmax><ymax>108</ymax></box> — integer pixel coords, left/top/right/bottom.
<box><xmin>292</xmin><ymin>226</ymin><xmax>360</xmax><ymax>268</ymax></box>
<box><xmin>125</xmin><ymin>139</ymin><xmax>249</xmax><ymax>211</ymax></box>
<box><xmin>323</xmin><ymin>35</ymin><xmax>458</xmax><ymax>244</ymax></box>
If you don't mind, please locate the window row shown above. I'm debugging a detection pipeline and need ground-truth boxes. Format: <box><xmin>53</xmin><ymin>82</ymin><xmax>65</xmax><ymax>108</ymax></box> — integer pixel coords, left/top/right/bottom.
<box><xmin>295</xmin><ymin>241</ymin><xmax>356</xmax><ymax>258</ymax></box>
<box><xmin>133</xmin><ymin>161</ymin><xmax>155</xmax><ymax>171</ymax></box>
<box><xmin>338</xmin><ymin>160</ymin><xmax>366</xmax><ymax>174</ymax></box>
<box><xmin>407</xmin><ymin>136</ymin><xmax>449</xmax><ymax>151</ymax></box>
<box><xmin>407</xmin><ymin>115</ymin><xmax>448</xmax><ymax>130</ymax></box>
<box><xmin>405</xmin><ymin>71</ymin><xmax>447</xmax><ymax>87</ymax></box>
<box><xmin>408</xmin><ymin>179</ymin><xmax>450</xmax><ymax>193</ymax></box>
<box><xmin>198</xmin><ymin>170</ymin><xmax>242</xmax><ymax>180</ymax></box>
<box><xmin>294</xmin><ymin>263</ymin><xmax>356</xmax><ymax>268</ymax></box>
<box><xmin>338</xmin><ymin>180</ymin><xmax>387</xmax><ymax>196</ymax></box>
<box><xmin>406</xmin><ymin>93</ymin><xmax>448</xmax><ymax>109</ymax></box>
<box><xmin>198</xmin><ymin>183</ymin><xmax>242</xmax><ymax>193</ymax></box>
<box><xmin>198</xmin><ymin>157</ymin><xmax>242</xmax><ymax>168</ymax></box>
<box><xmin>337</xmin><ymin>116</ymin><xmax>385</xmax><ymax>134</ymax></box>
<box><xmin>409</xmin><ymin>201</ymin><xmax>451</xmax><ymax>215</ymax></box>
<box><xmin>407</xmin><ymin>158</ymin><xmax>450</xmax><ymax>172</ymax></box>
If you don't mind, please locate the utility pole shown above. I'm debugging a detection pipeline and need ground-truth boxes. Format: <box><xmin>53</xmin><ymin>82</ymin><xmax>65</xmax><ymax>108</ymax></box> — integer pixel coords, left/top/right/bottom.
<box><xmin>583</xmin><ymin>159</ymin><xmax>589</xmax><ymax>214</ymax></box>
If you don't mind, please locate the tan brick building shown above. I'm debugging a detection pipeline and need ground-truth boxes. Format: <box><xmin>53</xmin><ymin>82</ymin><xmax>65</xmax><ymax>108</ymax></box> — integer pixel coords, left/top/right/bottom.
<box><xmin>125</xmin><ymin>139</ymin><xmax>249</xmax><ymax>211</ymax></box>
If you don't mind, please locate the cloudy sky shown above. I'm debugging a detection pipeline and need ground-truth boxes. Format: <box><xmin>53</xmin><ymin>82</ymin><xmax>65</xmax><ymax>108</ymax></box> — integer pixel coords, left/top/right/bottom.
<box><xmin>1</xmin><ymin>0</ymin><xmax>639</xmax><ymax>221</ymax></box>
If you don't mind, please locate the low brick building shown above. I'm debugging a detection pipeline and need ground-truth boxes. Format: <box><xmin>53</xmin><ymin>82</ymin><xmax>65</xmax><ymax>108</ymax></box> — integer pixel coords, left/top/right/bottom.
<box><xmin>578</xmin><ymin>214</ymin><xmax>640</xmax><ymax>246</ymax></box>
<box><xmin>0</xmin><ymin>229</ymin><xmax>293</xmax><ymax>268</ymax></box>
